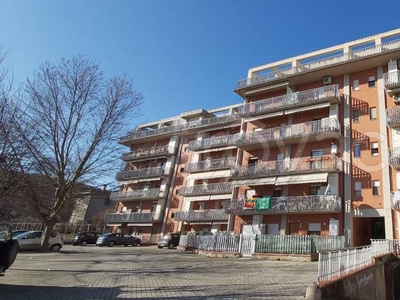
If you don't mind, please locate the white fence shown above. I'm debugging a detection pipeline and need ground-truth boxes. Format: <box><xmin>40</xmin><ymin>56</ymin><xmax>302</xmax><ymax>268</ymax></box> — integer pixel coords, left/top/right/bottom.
<box><xmin>317</xmin><ymin>239</ymin><xmax>400</xmax><ymax>283</ymax></box>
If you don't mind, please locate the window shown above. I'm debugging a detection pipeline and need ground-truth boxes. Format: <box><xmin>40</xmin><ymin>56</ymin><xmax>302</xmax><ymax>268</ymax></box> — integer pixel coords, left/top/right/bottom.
<box><xmin>180</xmin><ymin>167</ymin><xmax>185</xmax><ymax>173</ymax></box>
<box><xmin>273</xmin><ymin>189</ymin><xmax>281</xmax><ymax>197</ymax></box>
<box><xmin>370</xmin><ymin>107</ymin><xmax>377</xmax><ymax>120</ymax></box>
<box><xmin>353</xmin><ymin>79</ymin><xmax>359</xmax><ymax>91</ymax></box>
<box><xmin>353</xmin><ymin>109</ymin><xmax>360</xmax><ymax>122</ymax></box>
<box><xmin>184</xmin><ymin>146</ymin><xmax>189</xmax><ymax>152</ymax></box>
<box><xmin>368</xmin><ymin>76</ymin><xmax>375</xmax><ymax>87</ymax></box>
<box><xmin>355</xmin><ymin>181</ymin><xmax>362</xmax><ymax>197</ymax></box>
<box><xmin>371</xmin><ymin>142</ymin><xmax>379</xmax><ymax>156</ymax></box>
<box><xmin>372</xmin><ymin>180</ymin><xmax>380</xmax><ymax>196</ymax></box>
<box><xmin>310</xmin><ymin>185</ymin><xmax>321</xmax><ymax>195</ymax></box>
<box><xmin>354</xmin><ymin>144</ymin><xmax>361</xmax><ymax>158</ymax></box>
<box><xmin>198</xmin><ymin>203</ymin><xmax>205</xmax><ymax>210</ymax></box>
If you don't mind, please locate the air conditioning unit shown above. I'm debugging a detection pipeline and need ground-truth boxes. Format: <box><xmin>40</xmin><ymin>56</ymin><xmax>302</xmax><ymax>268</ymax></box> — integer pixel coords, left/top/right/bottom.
<box><xmin>323</xmin><ymin>76</ymin><xmax>332</xmax><ymax>85</ymax></box>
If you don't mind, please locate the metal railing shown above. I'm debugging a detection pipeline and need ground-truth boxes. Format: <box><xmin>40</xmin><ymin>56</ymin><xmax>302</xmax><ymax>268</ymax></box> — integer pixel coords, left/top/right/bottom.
<box><xmin>225</xmin><ymin>195</ymin><xmax>342</xmax><ymax>214</ymax></box>
<box><xmin>386</xmin><ymin>107</ymin><xmax>400</xmax><ymax>126</ymax></box>
<box><xmin>179</xmin><ymin>232</ymin><xmax>240</xmax><ymax>252</ymax></box>
<box><xmin>178</xmin><ymin>182</ymin><xmax>232</xmax><ymax>196</ymax></box>
<box><xmin>121</xmin><ymin>145</ymin><xmax>174</xmax><ymax>161</ymax></box>
<box><xmin>231</xmin><ymin>155</ymin><xmax>342</xmax><ymax>178</ymax></box>
<box><xmin>388</xmin><ymin>147</ymin><xmax>400</xmax><ymax>167</ymax></box>
<box><xmin>116</xmin><ymin>166</ymin><xmax>168</xmax><ymax>181</ymax></box>
<box><xmin>384</xmin><ymin>70</ymin><xmax>400</xmax><ymax>88</ymax></box>
<box><xmin>238</xmin><ymin>85</ymin><xmax>339</xmax><ymax>117</ymax></box>
<box><xmin>188</xmin><ymin>134</ymin><xmax>241</xmax><ymax>151</ymax></box>
<box><xmin>173</xmin><ymin>209</ymin><xmax>229</xmax><ymax>222</ymax></box>
<box><xmin>317</xmin><ymin>239</ymin><xmax>400</xmax><ymax>283</ymax></box>
<box><xmin>184</xmin><ymin>157</ymin><xmax>236</xmax><ymax>173</ymax></box>
<box><xmin>120</xmin><ymin>113</ymin><xmax>241</xmax><ymax>142</ymax></box>
<box><xmin>110</xmin><ymin>188</ymin><xmax>163</xmax><ymax>201</ymax></box>
<box><xmin>104</xmin><ymin>212</ymin><xmax>155</xmax><ymax>223</ymax></box>
<box><xmin>235</xmin><ymin>118</ymin><xmax>341</xmax><ymax>146</ymax></box>
<box><xmin>391</xmin><ymin>191</ymin><xmax>400</xmax><ymax>211</ymax></box>
<box><xmin>237</xmin><ymin>39</ymin><xmax>400</xmax><ymax>88</ymax></box>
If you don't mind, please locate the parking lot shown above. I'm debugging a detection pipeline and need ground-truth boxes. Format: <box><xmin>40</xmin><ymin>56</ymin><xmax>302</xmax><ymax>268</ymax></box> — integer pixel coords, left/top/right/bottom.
<box><xmin>0</xmin><ymin>245</ymin><xmax>317</xmax><ymax>300</ymax></box>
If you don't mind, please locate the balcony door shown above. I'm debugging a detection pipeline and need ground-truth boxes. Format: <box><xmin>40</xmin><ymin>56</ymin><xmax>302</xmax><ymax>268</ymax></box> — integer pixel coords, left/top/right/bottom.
<box><xmin>276</xmin><ymin>153</ymin><xmax>284</xmax><ymax>172</ymax></box>
<box><xmin>311</xmin><ymin>149</ymin><xmax>323</xmax><ymax>170</ymax></box>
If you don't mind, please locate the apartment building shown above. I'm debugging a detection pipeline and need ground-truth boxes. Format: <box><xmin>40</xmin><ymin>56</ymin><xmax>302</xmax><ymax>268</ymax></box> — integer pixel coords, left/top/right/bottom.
<box><xmin>110</xmin><ymin>28</ymin><xmax>400</xmax><ymax>247</ymax></box>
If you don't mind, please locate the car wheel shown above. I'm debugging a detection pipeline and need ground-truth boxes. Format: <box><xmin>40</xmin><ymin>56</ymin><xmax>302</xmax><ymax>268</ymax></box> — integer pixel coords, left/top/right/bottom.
<box><xmin>108</xmin><ymin>241</ymin><xmax>115</xmax><ymax>247</ymax></box>
<box><xmin>50</xmin><ymin>244</ymin><xmax>61</xmax><ymax>252</ymax></box>
<box><xmin>132</xmin><ymin>242</ymin><xmax>139</xmax><ymax>247</ymax></box>
<box><xmin>0</xmin><ymin>240</ymin><xmax>19</xmax><ymax>270</ymax></box>
<box><xmin>158</xmin><ymin>246</ymin><xmax>163</xmax><ymax>249</ymax></box>
<box><xmin>124</xmin><ymin>244</ymin><xmax>128</xmax><ymax>247</ymax></box>
<box><xmin>168</xmin><ymin>243</ymin><xmax>174</xmax><ymax>249</ymax></box>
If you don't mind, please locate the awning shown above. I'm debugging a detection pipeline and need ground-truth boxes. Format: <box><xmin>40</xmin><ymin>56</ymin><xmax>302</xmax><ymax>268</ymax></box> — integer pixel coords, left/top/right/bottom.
<box><xmin>232</xmin><ymin>177</ymin><xmax>276</xmax><ymax>187</ymax></box>
<box><xmin>186</xmin><ymin>170</ymin><xmax>231</xmax><ymax>180</ymax></box>
<box><xmin>127</xmin><ymin>223</ymin><xmax>153</xmax><ymax>227</ymax></box>
<box><xmin>184</xmin><ymin>194</ymin><xmax>232</xmax><ymax>202</ymax></box>
<box><xmin>275</xmin><ymin>173</ymin><xmax>328</xmax><ymax>185</ymax></box>
<box><xmin>285</xmin><ymin>102</ymin><xmax>330</xmax><ymax>115</ymax></box>
<box><xmin>124</xmin><ymin>177</ymin><xmax>161</xmax><ymax>184</ymax></box>
<box><xmin>106</xmin><ymin>223</ymin><xmax>122</xmax><ymax>227</ymax></box>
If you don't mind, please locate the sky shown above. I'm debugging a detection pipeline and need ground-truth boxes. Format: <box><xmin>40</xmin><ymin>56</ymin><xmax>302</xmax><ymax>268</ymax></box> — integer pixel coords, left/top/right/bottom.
<box><xmin>1</xmin><ymin>1</ymin><xmax>399</xmax><ymax>131</ymax></box>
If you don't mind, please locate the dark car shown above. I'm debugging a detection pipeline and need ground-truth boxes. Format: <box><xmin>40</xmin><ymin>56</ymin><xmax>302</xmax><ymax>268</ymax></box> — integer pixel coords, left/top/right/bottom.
<box><xmin>157</xmin><ymin>233</ymin><xmax>181</xmax><ymax>249</ymax></box>
<box><xmin>96</xmin><ymin>233</ymin><xmax>141</xmax><ymax>247</ymax></box>
<box><xmin>73</xmin><ymin>231</ymin><xmax>102</xmax><ymax>246</ymax></box>
<box><xmin>0</xmin><ymin>222</ymin><xmax>18</xmax><ymax>276</ymax></box>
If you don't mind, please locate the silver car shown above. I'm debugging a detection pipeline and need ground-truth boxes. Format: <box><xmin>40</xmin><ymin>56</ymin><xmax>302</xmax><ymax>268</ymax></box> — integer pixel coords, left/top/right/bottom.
<box><xmin>13</xmin><ymin>230</ymin><xmax>63</xmax><ymax>252</ymax></box>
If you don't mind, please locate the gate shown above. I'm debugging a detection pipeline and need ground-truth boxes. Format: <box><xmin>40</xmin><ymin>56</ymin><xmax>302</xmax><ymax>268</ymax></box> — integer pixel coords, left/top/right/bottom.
<box><xmin>240</xmin><ymin>234</ymin><xmax>256</xmax><ymax>257</ymax></box>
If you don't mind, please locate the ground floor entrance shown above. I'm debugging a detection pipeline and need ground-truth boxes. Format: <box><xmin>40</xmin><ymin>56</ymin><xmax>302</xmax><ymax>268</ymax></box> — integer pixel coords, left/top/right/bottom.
<box><xmin>353</xmin><ymin>217</ymin><xmax>385</xmax><ymax>247</ymax></box>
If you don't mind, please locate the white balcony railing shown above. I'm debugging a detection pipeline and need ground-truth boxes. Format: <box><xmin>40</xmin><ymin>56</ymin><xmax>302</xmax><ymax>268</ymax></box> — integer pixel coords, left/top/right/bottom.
<box><xmin>121</xmin><ymin>145</ymin><xmax>174</xmax><ymax>161</ymax></box>
<box><xmin>116</xmin><ymin>166</ymin><xmax>168</xmax><ymax>181</ymax></box>
<box><xmin>184</xmin><ymin>157</ymin><xmax>236</xmax><ymax>173</ymax></box>
<box><xmin>237</xmin><ymin>39</ymin><xmax>400</xmax><ymax>88</ymax></box>
<box><xmin>179</xmin><ymin>182</ymin><xmax>232</xmax><ymax>196</ymax></box>
<box><xmin>238</xmin><ymin>85</ymin><xmax>339</xmax><ymax>117</ymax></box>
<box><xmin>231</xmin><ymin>155</ymin><xmax>342</xmax><ymax>179</ymax></box>
<box><xmin>173</xmin><ymin>209</ymin><xmax>229</xmax><ymax>222</ymax></box>
<box><xmin>104</xmin><ymin>212</ymin><xmax>156</xmax><ymax>223</ymax></box>
<box><xmin>384</xmin><ymin>70</ymin><xmax>400</xmax><ymax>88</ymax></box>
<box><xmin>386</xmin><ymin>107</ymin><xmax>400</xmax><ymax>127</ymax></box>
<box><xmin>110</xmin><ymin>188</ymin><xmax>162</xmax><ymax>201</ymax></box>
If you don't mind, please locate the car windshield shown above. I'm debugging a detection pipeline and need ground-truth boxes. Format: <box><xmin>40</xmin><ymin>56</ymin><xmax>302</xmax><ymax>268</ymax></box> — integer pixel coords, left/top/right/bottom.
<box><xmin>13</xmin><ymin>231</ymin><xmax>31</xmax><ymax>239</ymax></box>
<box><xmin>161</xmin><ymin>235</ymin><xmax>171</xmax><ymax>240</ymax></box>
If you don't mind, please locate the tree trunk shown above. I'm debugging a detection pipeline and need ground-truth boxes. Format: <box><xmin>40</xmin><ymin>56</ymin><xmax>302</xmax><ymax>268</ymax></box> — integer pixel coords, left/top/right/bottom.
<box><xmin>40</xmin><ymin>222</ymin><xmax>56</xmax><ymax>252</ymax></box>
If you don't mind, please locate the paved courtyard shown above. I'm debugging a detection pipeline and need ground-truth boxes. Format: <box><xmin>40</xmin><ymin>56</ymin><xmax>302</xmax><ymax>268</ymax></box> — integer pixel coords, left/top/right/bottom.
<box><xmin>0</xmin><ymin>245</ymin><xmax>317</xmax><ymax>300</ymax></box>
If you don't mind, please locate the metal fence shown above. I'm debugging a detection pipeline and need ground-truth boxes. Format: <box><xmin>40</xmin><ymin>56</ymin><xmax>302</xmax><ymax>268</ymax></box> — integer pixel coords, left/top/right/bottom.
<box><xmin>317</xmin><ymin>239</ymin><xmax>400</xmax><ymax>283</ymax></box>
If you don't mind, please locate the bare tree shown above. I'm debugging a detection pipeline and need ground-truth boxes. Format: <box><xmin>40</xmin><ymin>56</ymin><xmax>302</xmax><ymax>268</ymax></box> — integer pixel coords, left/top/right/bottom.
<box><xmin>16</xmin><ymin>57</ymin><xmax>143</xmax><ymax>251</ymax></box>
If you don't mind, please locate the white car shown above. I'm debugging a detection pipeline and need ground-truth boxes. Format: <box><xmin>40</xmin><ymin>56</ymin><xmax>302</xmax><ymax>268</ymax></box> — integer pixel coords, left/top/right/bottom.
<box><xmin>13</xmin><ymin>231</ymin><xmax>63</xmax><ymax>252</ymax></box>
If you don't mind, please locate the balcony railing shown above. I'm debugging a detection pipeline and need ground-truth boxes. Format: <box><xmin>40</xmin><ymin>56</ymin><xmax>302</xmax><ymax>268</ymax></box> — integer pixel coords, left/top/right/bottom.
<box><xmin>104</xmin><ymin>212</ymin><xmax>156</xmax><ymax>223</ymax></box>
<box><xmin>188</xmin><ymin>134</ymin><xmax>241</xmax><ymax>151</ymax></box>
<box><xmin>389</xmin><ymin>148</ymin><xmax>400</xmax><ymax>170</ymax></box>
<box><xmin>235</xmin><ymin>118</ymin><xmax>341</xmax><ymax>147</ymax></box>
<box><xmin>120</xmin><ymin>114</ymin><xmax>241</xmax><ymax>142</ymax></box>
<box><xmin>391</xmin><ymin>191</ymin><xmax>400</xmax><ymax>211</ymax></box>
<box><xmin>231</xmin><ymin>155</ymin><xmax>342</xmax><ymax>179</ymax></box>
<box><xmin>238</xmin><ymin>85</ymin><xmax>339</xmax><ymax>117</ymax></box>
<box><xmin>237</xmin><ymin>39</ymin><xmax>400</xmax><ymax>88</ymax></box>
<box><xmin>179</xmin><ymin>182</ymin><xmax>232</xmax><ymax>196</ymax></box>
<box><xmin>121</xmin><ymin>145</ymin><xmax>174</xmax><ymax>161</ymax></box>
<box><xmin>173</xmin><ymin>209</ymin><xmax>229</xmax><ymax>222</ymax></box>
<box><xmin>185</xmin><ymin>157</ymin><xmax>236</xmax><ymax>173</ymax></box>
<box><xmin>225</xmin><ymin>195</ymin><xmax>342</xmax><ymax>214</ymax></box>
<box><xmin>384</xmin><ymin>70</ymin><xmax>400</xmax><ymax>90</ymax></box>
<box><xmin>386</xmin><ymin>107</ymin><xmax>400</xmax><ymax>128</ymax></box>
<box><xmin>116</xmin><ymin>166</ymin><xmax>168</xmax><ymax>181</ymax></box>
<box><xmin>110</xmin><ymin>188</ymin><xmax>163</xmax><ymax>201</ymax></box>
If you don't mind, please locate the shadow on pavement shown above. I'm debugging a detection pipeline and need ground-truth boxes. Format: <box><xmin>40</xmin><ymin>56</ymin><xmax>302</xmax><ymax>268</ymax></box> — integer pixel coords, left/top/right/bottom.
<box><xmin>0</xmin><ymin>284</ymin><xmax>121</xmax><ymax>300</ymax></box>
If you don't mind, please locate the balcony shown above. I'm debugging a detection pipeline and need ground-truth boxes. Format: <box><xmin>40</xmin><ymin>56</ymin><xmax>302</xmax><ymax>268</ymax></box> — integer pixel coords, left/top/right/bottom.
<box><xmin>231</xmin><ymin>155</ymin><xmax>342</xmax><ymax>179</ymax></box>
<box><xmin>188</xmin><ymin>134</ymin><xmax>241</xmax><ymax>151</ymax></box>
<box><xmin>238</xmin><ymin>85</ymin><xmax>339</xmax><ymax>118</ymax></box>
<box><xmin>110</xmin><ymin>188</ymin><xmax>163</xmax><ymax>201</ymax></box>
<box><xmin>235</xmin><ymin>118</ymin><xmax>341</xmax><ymax>150</ymax></box>
<box><xmin>386</xmin><ymin>107</ymin><xmax>400</xmax><ymax>128</ymax></box>
<box><xmin>120</xmin><ymin>113</ymin><xmax>241</xmax><ymax>142</ymax></box>
<box><xmin>389</xmin><ymin>148</ymin><xmax>400</xmax><ymax>170</ymax></box>
<box><xmin>384</xmin><ymin>70</ymin><xmax>400</xmax><ymax>95</ymax></box>
<box><xmin>173</xmin><ymin>209</ymin><xmax>229</xmax><ymax>222</ymax></box>
<box><xmin>391</xmin><ymin>191</ymin><xmax>400</xmax><ymax>211</ymax></box>
<box><xmin>236</xmin><ymin>39</ymin><xmax>400</xmax><ymax>88</ymax></box>
<box><xmin>121</xmin><ymin>145</ymin><xmax>174</xmax><ymax>161</ymax></box>
<box><xmin>104</xmin><ymin>212</ymin><xmax>157</xmax><ymax>223</ymax></box>
<box><xmin>184</xmin><ymin>157</ymin><xmax>236</xmax><ymax>173</ymax></box>
<box><xmin>225</xmin><ymin>195</ymin><xmax>342</xmax><ymax>214</ymax></box>
<box><xmin>116</xmin><ymin>166</ymin><xmax>169</xmax><ymax>181</ymax></box>
<box><xmin>178</xmin><ymin>182</ymin><xmax>232</xmax><ymax>196</ymax></box>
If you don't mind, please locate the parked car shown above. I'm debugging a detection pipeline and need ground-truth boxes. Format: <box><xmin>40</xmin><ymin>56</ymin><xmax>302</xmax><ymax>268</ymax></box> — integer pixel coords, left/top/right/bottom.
<box><xmin>0</xmin><ymin>222</ymin><xmax>18</xmax><ymax>276</ymax></box>
<box><xmin>73</xmin><ymin>231</ymin><xmax>102</xmax><ymax>246</ymax></box>
<box><xmin>157</xmin><ymin>233</ymin><xmax>181</xmax><ymax>249</ymax></box>
<box><xmin>12</xmin><ymin>230</ymin><xmax>28</xmax><ymax>237</ymax></box>
<box><xmin>13</xmin><ymin>231</ymin><xmax>63</xmax><ymax>252</ymax></box>
<box><xmin>96</xmin><ymin>233</ymin><xmax>141</xmax><ymax>247</ymax></box>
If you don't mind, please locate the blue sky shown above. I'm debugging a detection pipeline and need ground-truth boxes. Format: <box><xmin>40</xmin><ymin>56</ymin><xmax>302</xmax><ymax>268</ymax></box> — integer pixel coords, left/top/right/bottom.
<box><xmin>1</xmin><ymin>0</ymin><xmax>399</xmax><ymax>131</ymax></box>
